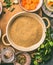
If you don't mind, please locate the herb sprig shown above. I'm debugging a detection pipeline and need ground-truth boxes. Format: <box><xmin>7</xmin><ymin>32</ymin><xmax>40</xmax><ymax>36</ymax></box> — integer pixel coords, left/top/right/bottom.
<box><xmin>31</xmin><ymin>28</ymin><xmax>53</xmax><ymax>65</ymax></box>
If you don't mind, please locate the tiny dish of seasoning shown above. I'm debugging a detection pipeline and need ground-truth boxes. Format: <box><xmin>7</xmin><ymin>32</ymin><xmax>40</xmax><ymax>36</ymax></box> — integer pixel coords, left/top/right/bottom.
<box><xmin>15</xmin><ymin>52</ymin><xmax>31</xmax><ymax>65</ymax></box>
<box><xmin>1</xmin><ymin>47</ymin><xmax>15</xmax><ymax>63</ymax></box>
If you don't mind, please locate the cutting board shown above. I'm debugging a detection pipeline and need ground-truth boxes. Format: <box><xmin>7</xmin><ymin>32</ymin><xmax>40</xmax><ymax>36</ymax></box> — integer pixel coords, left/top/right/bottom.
<box><xmin>0</xmin><ymin>0</ymin><xmax>23</xmax><ymax>34</ymax></box>
<box><xmin>0</xmin><ymin>0</ymin><xmax>23</xmax><ymax>48</ymax></box>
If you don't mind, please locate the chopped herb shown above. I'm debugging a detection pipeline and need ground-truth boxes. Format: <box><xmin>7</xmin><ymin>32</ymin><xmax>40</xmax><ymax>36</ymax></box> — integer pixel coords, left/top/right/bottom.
<box><xmin>8</xmin><ymin>7</ymin><xmax>15</xmax><ymax>12</ymax></box>
<box><xmin>34</xmin><ymin>60</ymin><xmax>39</xmax><ymax>65</ymax></box>
<box><xmin>4</xmin><ymin>0</ymin><xmax>12</xmax><ymax>8</ymax></box>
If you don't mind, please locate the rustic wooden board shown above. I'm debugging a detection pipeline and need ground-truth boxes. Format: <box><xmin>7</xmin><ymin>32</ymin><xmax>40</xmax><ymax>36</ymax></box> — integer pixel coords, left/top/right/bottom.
<box><xmin>0</xmin><ymin>0</ymin><xmax>23</xmax><ymax>34</ymax></box>
<box><xmin>0</xmin><ymin>0</ymin><xmax>23</xmax><ymax>49</ymax></box>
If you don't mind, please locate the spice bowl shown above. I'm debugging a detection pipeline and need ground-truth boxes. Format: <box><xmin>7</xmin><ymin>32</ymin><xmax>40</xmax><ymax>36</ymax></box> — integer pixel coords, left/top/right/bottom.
<box><xmin>19</xmin><ymin>0</ymin><xmax>43</xmax><ymax>12</ymax></box>
<box><xmin>1</xmin><ymin>47</ymin><xmax>15</xmax><ymax>63</ymax></box>
<box><xmin>44</xmin><ymin>0</ymin><xmax>53</xmax><ymax>12</ymax></box>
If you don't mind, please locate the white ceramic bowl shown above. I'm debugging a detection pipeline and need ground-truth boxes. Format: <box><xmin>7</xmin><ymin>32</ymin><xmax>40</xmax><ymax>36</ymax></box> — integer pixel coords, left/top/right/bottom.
<box><xmin>1</xmin><ymin>47</ymin><xmax>15</xmax><ymax>63</ymax></box>
<box><xmin>19</xmin><ymin>0</ymin><xmax>43</xmax><ymax>12</ymax></box>
<box><xmin>2</xmin><ymin>12</ymin><xmax>50</xmax><ymax>52</ymax></box>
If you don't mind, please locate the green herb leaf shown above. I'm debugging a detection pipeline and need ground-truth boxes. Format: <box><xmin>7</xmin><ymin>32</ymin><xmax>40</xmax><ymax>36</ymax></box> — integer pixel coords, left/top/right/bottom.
<box><xmin>4</xmin><ymin>0</ymin><xmax>12</xmax><ymax>8</ymax></box>
<box><xmin>34</xmin><ymin>60</ymin><xmax>39</xmax><ymax>65</ymax></box>
<box><xmin>49</xmin><ymin>41</ymin><xmax>53</xmax><ymax>46</ymax></box>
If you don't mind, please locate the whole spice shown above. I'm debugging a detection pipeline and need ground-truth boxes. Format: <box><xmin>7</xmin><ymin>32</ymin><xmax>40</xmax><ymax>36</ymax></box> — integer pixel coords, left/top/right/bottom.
<box><xmin>8</xmin><ymin>7</ymin><xmax>15</xmax><ymax>12</ymax></box>
<box><xmin>16</xmin><ymin>52</ymin><xmax>31</xmax><ymax>65</ymax></box>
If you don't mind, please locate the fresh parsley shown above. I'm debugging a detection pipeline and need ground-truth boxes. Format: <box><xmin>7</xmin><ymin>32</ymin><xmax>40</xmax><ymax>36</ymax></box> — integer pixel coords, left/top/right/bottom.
<box><xmin>31</xmin><ymin>28</ymin><xmax>53</xmax><ymax>65</ymax></box>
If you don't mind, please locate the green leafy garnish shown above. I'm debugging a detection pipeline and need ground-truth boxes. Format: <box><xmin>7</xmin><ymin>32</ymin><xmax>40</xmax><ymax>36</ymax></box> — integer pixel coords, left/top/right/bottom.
<box><xmin>31</xmin><ymin>28</ymin><xmax>53</xmax><ymax>65</ymax></box>
<box><xmin>34</xmin><ymin>60</ymin><xmax>39</xmax><ymax>65</ymax></box>
<box><xmin>4</xmin><ymin>0</ymin><xmax>12</xmax><ymax>8</ymax></box>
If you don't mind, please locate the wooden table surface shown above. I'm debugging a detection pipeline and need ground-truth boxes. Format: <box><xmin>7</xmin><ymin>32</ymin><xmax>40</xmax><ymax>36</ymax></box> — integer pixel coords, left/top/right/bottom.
<box><xmin>0</xmin><ymin>0</ymin><xmax>23</xmax><ymax>50</ymax></box>
<box><xmin>0</xmin><ymin>0</ymin><xmax>23</xmax><ymax>34</ymax></box>
<box><xmin>0</xmin><ymin>0</ymin><xmax>41</xmax><ymax>51</ymax></box>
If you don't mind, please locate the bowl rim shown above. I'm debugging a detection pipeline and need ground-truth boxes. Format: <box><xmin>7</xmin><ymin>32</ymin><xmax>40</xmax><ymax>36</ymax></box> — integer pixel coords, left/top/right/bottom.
<box><xmin>6</xmin><ymin>12</ymin><xmax>46</xmax><ymax>52</ymax></box>
<box><xmin>18</xmin><ymin>0</ymin><xmax>43</xmax><ymax>12</ymax></box>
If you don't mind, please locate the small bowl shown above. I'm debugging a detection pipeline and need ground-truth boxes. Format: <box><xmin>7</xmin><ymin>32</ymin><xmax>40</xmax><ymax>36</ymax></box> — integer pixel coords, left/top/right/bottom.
<box><xmin>1</xmin><ymin>47</ymin><xmax>15</xmax><ymax>63</ymax></box>
<box><xmin>0</xmin><ymin>2</ymin><xmax>2</xmax><ymax>14</ymax></box>
<box><xmin>19</xmin><ymin>0</ymin><xmax>43</xmax><ymax>12</ymax></box>
<box><xmin>15</xmin><ymin>52</ymin><xmax>31</xmax><ymax>65</ymax></box>
<box><xmin>44</xmin><ymin>0</ymin><xmax>53</xmax><ymax>12</ymax></box>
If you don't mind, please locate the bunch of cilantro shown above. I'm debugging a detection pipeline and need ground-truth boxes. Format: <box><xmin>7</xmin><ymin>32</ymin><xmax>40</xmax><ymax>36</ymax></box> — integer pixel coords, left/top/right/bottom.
<box><xmin>31</xmin><ymin>28</ymin><xmax>53</xmax><ymax>65</ymax></box>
